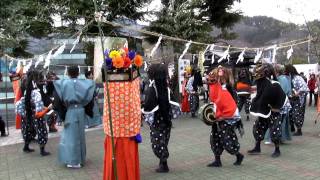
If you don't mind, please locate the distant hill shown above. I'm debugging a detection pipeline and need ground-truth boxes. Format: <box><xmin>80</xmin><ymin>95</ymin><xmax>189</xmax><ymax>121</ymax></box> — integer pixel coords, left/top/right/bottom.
<box><xmin>219</xmin><ymin>16</ymin><xmax>318</xmax><ymax>64</ymax></box>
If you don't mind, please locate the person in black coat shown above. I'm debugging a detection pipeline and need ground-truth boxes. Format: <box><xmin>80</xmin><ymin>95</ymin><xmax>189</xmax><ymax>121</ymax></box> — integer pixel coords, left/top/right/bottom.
<box><xmin>0</xmin><ymin>116</ymin><xmax>6</xmax><ymax>137</ymax></box>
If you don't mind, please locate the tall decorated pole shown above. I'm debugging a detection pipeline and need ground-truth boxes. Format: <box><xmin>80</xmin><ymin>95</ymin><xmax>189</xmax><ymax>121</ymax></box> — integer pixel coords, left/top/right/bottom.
<box><xmin>93</xmin><ymin>0</ymin><xmax>118</xmax><ymax>179</ymax></box>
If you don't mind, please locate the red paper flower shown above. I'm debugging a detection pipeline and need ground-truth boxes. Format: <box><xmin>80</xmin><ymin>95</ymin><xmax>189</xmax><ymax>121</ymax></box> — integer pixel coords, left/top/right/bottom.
<box><xmin>123</xmin><ymin>57</ymin><xmax>131</xmax><ymax>68</ymax></box>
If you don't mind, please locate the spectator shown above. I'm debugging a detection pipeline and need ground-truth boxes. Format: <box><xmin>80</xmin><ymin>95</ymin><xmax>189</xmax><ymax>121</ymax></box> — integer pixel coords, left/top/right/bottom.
<box><xmin>308</xmin><ymin>73</ymin><xmax>317</xmax><ymax>106</ymax></box>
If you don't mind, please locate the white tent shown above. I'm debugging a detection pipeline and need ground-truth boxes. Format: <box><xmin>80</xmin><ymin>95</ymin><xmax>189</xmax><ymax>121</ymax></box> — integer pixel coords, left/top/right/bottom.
<box><xmin>293</xmin><ymin>64</ymin><xmax>319</xmax><ymax>80</ymax></box>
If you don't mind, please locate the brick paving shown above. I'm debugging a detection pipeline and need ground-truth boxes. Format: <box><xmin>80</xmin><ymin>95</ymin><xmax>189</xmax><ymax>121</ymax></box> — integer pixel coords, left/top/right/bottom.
<box><xmin>1</xmin><ymin>107</ymin><xmax>320</xmax><ymax>180</ymax></box>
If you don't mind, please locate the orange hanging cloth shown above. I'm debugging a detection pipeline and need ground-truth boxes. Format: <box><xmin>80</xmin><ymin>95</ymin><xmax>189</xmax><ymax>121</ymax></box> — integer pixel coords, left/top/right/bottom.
<box><xmin>12</xmin><ymin>78</ymin><xmax>22</xmax><ymax>129</ymax></box>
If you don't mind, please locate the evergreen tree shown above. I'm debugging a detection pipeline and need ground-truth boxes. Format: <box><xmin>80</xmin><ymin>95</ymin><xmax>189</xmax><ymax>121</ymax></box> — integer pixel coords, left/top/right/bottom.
<box><xmin>0</xmin><ymin>0</ymin><xmax>151</xmax><ymax>56</ymax></box>
<box><xmin>146</xmin><ymin>0</ymin><xmax>242</xmax><ymax>53</ymax></box>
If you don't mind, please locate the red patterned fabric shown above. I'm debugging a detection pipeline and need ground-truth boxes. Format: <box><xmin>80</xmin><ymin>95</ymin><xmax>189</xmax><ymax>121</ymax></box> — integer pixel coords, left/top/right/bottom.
<box><xmin>103</xmin><ymin>78</ymin><xmax>141</xmax><ymax>137</ymax></box>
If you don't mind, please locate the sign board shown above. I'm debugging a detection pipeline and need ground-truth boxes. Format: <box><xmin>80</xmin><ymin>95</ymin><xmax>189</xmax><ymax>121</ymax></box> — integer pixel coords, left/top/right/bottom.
<box><xmin>178</xmin><ymin>59</ymin><xmax>190</xmax><ymax>93</ymax></box>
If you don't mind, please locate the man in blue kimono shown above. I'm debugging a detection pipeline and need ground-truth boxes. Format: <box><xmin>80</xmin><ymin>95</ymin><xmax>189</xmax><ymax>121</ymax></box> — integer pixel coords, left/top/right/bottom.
<box><xmin>53</xmin><ymin>66</ymin><xmax>95</xmax><ymax>168</ymax></box>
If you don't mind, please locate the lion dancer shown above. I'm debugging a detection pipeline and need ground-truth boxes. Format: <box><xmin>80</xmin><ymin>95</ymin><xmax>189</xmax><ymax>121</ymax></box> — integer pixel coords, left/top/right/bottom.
<box><xmin>207</xmin><ymin>67</ymin><xmax>244</xmax><ymax>167</ymax></box>
<box><xmin>248</xmin><ymin>64</ymin><xmax>287</xmax><ymax>158</ymax></box>
<box><xmin>16</xmin><ymin>69</ymin><xmax>51</xmax><ymax>156</ymax></box>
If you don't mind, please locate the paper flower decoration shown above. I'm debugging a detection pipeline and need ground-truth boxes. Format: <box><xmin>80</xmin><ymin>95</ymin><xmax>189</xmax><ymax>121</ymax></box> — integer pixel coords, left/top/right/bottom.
<box><xmin>109</xmin><ymin>50</ymin><xmax>121</xmax><ymax>59</ymax></box>
<box><xmin>113</xmin><ymin>56</ymin><xmax>124</xmax><ymax>69</ymax></box>
<box><xmin>104</xmin><ymin>49</ymin><xmax>109</xmax><ymax>57</ymax></box>
<box><xmin>134</xmin><ymin>54</ymin><xmax>143</xmax><ymax>67</ymax></box>
<box><xmin>105</xmin><ymin>57</ymin><xmax>113</xmax><ymax>69</ymax></box>
<box><xmin>104</xmin><ymin>48</ymin><xmax>143</xmax><ymax>70</ymax></box>
<box><xmin>123</xmin><ymin>57</ymin><xmax>131</xmax><ymax>68</ymax></box>
<box><xmin>128</xmin><ymin>50</ymin><xmax>136</xmax><ymax>60</ymax></box>
<box><xmin>123</xmin><ymin>47</ymin><xmax>129</xmax><ymax>54</ymax></box>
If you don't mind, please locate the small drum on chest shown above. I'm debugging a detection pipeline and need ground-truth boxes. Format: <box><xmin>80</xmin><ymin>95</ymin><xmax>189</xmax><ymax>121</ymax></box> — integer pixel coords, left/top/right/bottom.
<box><xmin>199</xmin><ymin>103</ymin><xmax>216</xmax><ymax>126</ymax></box>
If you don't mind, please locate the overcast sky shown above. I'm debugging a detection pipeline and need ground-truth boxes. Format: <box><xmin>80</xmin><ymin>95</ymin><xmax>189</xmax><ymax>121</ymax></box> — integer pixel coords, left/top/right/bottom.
<box><xmin>232</xmin><ymin>0</ymin><xmax>320</xmax><ymax>24</ymax></box>
<box><xmin>139</xmin><ymin>0</ymin><xmax>320</xmax><ymax>25</ymax></box>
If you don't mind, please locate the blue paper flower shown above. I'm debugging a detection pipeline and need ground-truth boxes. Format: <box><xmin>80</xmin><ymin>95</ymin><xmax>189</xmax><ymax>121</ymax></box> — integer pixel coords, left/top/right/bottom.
<box><xmin>128</xmin><ymin>50</ymin><xmax>136</xmax><ymax>60</ymax></box>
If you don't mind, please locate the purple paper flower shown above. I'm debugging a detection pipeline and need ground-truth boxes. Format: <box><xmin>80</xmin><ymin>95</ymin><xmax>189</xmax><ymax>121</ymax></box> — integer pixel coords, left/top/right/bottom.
<box><xmin>105</xmin><ymin>57</ymin><xmax>113</xmax><ymax>69</ymax></box>
<box><xmin>104</xmin><ymin>49</ymin><xmax>109</xmax><ymax>57</ymax></box>
<box><xmin>128</xmin><ymin>50</ymin><xmax>136</xmax><ymax>60</ymax></box>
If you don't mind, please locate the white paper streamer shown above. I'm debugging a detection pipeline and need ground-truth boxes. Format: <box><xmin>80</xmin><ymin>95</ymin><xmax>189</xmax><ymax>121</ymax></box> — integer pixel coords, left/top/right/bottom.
<box><xmin>254</xmin><ymin>49</ymin><xmax>263</xmax><ymax>63</ymax></box>
<box><xmin>70</xmin><ymin>33</ymin><xmax>81</xmax><ymax>53</ymax></box>
<box><xmin>52</xmin><ymin>43</ymin><xmax>66</xmax><ymax>58</ymax></box>
<box><xmin>210</xmin><ymin>44</ymin><xmax>215</xmax><ymax>64</ymax></box>
<box><xmin>266</xmin><ymin>45</ymin><xmax>277</xmax><ymax>63</ymax></box>
<box><xmin>218</xmin><ymin>45</ymin><xmax>230</xmax><ymax>63</ymax></box>
<box><xmin>179</xmin><ymin>40</ymin><xmax>192</xmax><ymax>60</ymax></box>
<box><xmin>64</xmin><ymin>66</ymin><xmax>68</xmax><ymax>76</ymax></box>
<box><xmin>23</xmin><ymin>60</ymin><xmax>33</xmax><ymax>73</ymax></box>
<box><xmin>272</xmin><ymin>45</ymin><xmax>277</xmax><ymax>63</ymax></box>
<box><xmin>150</xmin><ymin>35</ymin><xmax>162</xmax><ymax>57</ymax></box>
<box><xmin>78</xmin><ymin>65</ymin><xmax>81</xmax><ymax>74</ymax></box>
<box><xmin>236</xmin><ymin>48</ymin><xmax>246</xmax><ymax>64</ymax></box>
<box><xmin>44</xmin><ymin>50</ymin><xmax>52</xmax><ymax>69</ymax></box>
<box><xmin>16</xmin><ymin>60</ymin><xmax>22</xmax><ymax>73</ymax></box>
<box><xmin>35</xmin><ymin>55</ymin><xmax>44</xmax><ymax>68</ymax></box>
<box><xmin>287</xmin><ymin>46</ymin><xmax>293</xmax><ymax>60</ymax></box>
<box><xmin>88</xmin><ymin>66</ymin><xmax>91</xmax><ymax>71</ymax></box>
<box><xmin>209</xmin><ymin>44</ymin><xmax>215</xmax><ymax>51</ymax></box>
<box><xmin>8</xmin><ymin>60</ymin><xmax>13</xmax><ymax>69</ymax></box>
<box><xmin>204</xmin><ymin>45</ymin><xmax>210</xmax><ymax>52</ymax></box>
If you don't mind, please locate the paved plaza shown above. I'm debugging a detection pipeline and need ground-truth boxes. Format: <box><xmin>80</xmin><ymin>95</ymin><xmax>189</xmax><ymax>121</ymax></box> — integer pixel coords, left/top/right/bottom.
<box><xmin>1</xmin><ymin>107</ymin><xmax>320</xmax><ymax>180</ymax></box>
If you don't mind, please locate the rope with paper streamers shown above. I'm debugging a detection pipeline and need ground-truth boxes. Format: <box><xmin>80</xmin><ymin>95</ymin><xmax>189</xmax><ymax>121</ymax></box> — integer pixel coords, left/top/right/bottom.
<box><xmin>3</xmin><ymin>19</ymin><xmax>95</xmax><ymax>68</ymax></box>
<box><xmin>100</xmin><ymin>19</ymin><xmax>313</xmax><ymax>51</ymax></box>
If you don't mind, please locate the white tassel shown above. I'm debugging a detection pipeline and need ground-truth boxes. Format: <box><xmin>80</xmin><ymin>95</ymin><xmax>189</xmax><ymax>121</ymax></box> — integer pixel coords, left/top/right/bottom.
<box><xmin>287</xmin><ymin>46</ymin><xmax>293</xmax><ymax>60</ymax></box>
<box><xmin>236</xmin><ymin>48</ymin><xmax>246</xmax><ymax>64</ymax></box>
<box><xmin>35</xmin><ymin>55</ymin><xmax>44</xmax><ymax>68</ymax></box>
<box><xmin>88</xmin><ymin>66</ymin><xmax>91</xmax><ymax>72</ymax></box>
<box><xmin>70</xmin><ymin>33</ymin><xmax>81</xmax><ymax>53</ymax></box>
<box><xmin>52</xmin><ymin>43</ymin><xmax>66</xmax><ymax>58</ymax></box>
<box><xmin>78</xmin><ymin>65</ymin><xmax>81</xmax><ymax>74</ymax></box>
<box><xmin>218</xmin><ymin>45</ymin><xmax>230</xmax><ymax>63</ymax></box>
<box><xmin>44</xmin><ymin>50</ymin><xmax>52</xmax><ymax>69</ymax></box>
<box><xmin>179</xmin><ymin>40</ymin><xmax>192</xmax><ymax>60</ymax></box>
<box><xmin>150</xmin><ymin>35</ymin><xmax>162</xmax><ymax>57</ymax></box>
<box><xmin>144</xmin><ymin>61</ymin><xmax>148</xmax><ymax>72</ymax></box>
<box><xmin>254</xmin><ymin>49</ymin><xmax>263</xmax><ymax>63</ymax></box>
